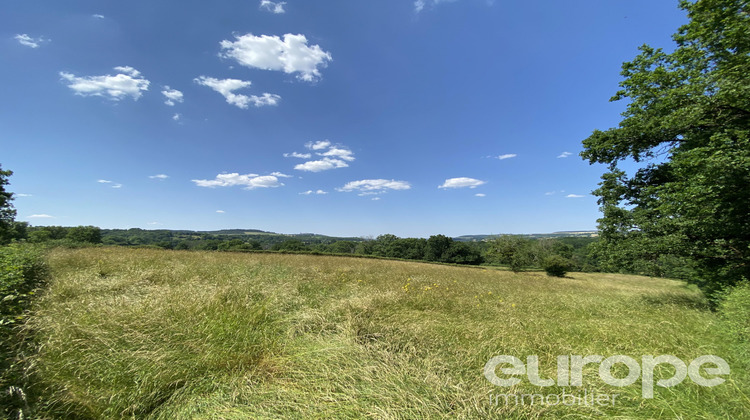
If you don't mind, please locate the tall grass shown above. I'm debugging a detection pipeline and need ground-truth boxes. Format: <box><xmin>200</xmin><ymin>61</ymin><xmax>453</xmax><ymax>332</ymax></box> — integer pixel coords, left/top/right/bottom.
<box><xmin>22</xmin><ymin>247</ymin><xmax>750</xmax><ymax>418</ymax></box>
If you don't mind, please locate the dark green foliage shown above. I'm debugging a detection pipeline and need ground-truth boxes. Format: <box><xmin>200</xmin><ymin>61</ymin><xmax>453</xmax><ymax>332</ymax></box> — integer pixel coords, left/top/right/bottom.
<box><xmin>424</xmin><ymin>234</ymin><xmax>453</xmax><ymax>262</ymax></box>
<box><xmin>271</xmin><ymin>239</ymin><xmax>308</xmax><ymax>252</ymax></box>
<box><xmin>66</xmin><ymin>226</ymin><xmax>102</xmax><ymax>244</ymax></box>
<box><xmin>581</xmin><ymin>0</ymin><xmax>750</xmax><ymax>298</ymax></box>
<box><xmin>1</xmin><ymin>244</ymin><xmax>48</xmax><ymax>418</ymax></box>
<box><xmin>484</xmin><ymin>235</ymin><xmax>534</xmax><ymax>272</ymax></box>
<box><xmin>542</xmin><ymin>255</ymin><xmax>572</xmax><ymax>277</ymax></box>
<box><xmin>441</xmin><ymin>242</ymin><xmax>483</xmax><ymax>265</ymax></box>
<box><xmin>0</xmin><ymin>166</ymin><xmax>18</xmax><ymax>245</ymax></box>
<box><xmin>328</xmin><ymin>241</ymin><xmax>358</xmax><ymax>254</ymax></box>
<box><xmin>718</xmin><ymin>281</ymin><xmax>750</xmax><ymax>357</ymax></box>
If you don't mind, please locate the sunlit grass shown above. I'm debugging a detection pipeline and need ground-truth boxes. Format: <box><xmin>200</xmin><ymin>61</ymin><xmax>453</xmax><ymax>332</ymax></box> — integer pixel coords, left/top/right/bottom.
<box><xmin>25</xmin><ymin>247</ymin><xmax>749</xmax><ymax>418</ymax></box>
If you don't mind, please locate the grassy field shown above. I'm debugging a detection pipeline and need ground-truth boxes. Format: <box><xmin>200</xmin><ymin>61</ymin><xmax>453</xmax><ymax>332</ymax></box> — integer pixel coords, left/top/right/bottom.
<box><xmin>20</xmin><ymin>247</ymin><xmax>749</xmax><ymax>418</ymax></box>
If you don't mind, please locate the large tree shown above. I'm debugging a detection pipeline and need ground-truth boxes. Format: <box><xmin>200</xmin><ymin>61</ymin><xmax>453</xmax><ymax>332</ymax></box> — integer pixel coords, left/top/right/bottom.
<box><xmin>581</xmin><ymin>0</ymin><xmax>750</xmax><ymax>297</ymax></box>
<box><xmin>0</xmin><ymin>165</ymin><xmax>17</xmax><ymax>244</ymax></box>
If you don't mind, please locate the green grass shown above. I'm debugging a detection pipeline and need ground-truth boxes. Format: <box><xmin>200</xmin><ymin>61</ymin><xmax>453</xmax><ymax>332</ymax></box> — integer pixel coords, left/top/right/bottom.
<box><xmin>20</xmin><ymin>247</ymin><xmax>750</xmax><ymax>418</ymax></box>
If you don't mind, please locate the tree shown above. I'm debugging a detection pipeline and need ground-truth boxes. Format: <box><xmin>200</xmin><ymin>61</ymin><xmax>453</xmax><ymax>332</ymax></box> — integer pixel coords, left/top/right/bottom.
<box><xmin>271</xmin><ymin>239</ymin><xmax>308</xmax><ymax>252</ymax></box>
<box><xmin>66</xmin><ymin>226</ymin><xmax>102</xmax><ymax>244</ymax></box>
<box><xmin>542</xmin><ymin>255</ymin><xmax>572</xmax><ymax>278</ymax></box>
<box><xmin>0</xmin><ymin>165</ymin><xmax>18</xmax><ymax>244</ymax></box>
<box><xmin>581</xmin><ymin>0</ymin><xmax>750</xmax><ymax>298</ymax></box>
<box><xmin>484</xmin><ymin>235</ymin><xmax>534</xmax><ymax>272</ymax></box>
<box><xmin>424</xmin><ymin>234</ymin><xmax>453</xmax><ymax>262</ymax></box>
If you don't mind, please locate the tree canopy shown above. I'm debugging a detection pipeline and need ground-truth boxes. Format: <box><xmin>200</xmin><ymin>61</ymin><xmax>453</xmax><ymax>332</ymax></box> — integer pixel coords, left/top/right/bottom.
<box><xmin>0</xmin><ymin>165</ymin><xmax>18</xmax><ymax>244</ymax></box>
<box><xmin>581</xmin><ymin>0</ymin><xmax>750</xmax><ymax>297</ymax></box>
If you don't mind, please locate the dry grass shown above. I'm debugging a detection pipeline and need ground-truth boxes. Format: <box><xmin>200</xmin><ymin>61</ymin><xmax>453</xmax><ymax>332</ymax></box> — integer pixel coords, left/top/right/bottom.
<box><xmin>22</xmin><ymin>247</ymin><xmax>749</xmax><ymax>418</ymax></box>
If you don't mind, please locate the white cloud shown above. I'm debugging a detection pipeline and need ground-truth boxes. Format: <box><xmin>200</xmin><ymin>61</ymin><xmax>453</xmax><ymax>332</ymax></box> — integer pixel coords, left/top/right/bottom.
<box><xmin>147</xmin><ymin>222</ymin><xmax>162</xmax><ymax>226</ymax></box>
<box><xmin>545</xmin><ymin>191</ymin><xmax>556</xmax><ymax>196</ymax></box>
<box><xmin>439</xmin><ymin>177</ymin><xmax>486</xmax><ymax>189</ymax></box>
<box><xmin>305</xmin><ymin>140</ymin><xmax>331</xmax><ymax>150</ymax></box>
<box><xmin>192</xmin><ymin>173</ymin><xmax>284</xmax><ymax>190</ymax></box>
<box><xmin>566</xmin><ymin>194</ymin><xmax>585</xmax><ymax>198</ymax></box>
<box><xmin>15</xmin><ymin>34</ymin><xmax>48</xmax><ymax>48</ymax></box>
<box><xmin>97</xmin><ymin>179</ymin><xmax>122</xmax><ymax>188</ymax></box>
<box><xmin>284</xmin><ymin>152</ymin><xmax>312</xmax><ymax>159</ymax></box>
<box><xmin>372</xmin><ymin>197</ymin><xmax>381</xmax><ymax>201</ymax></box>
<box><xmin>415</xmin><ymin>0</ymin><xmax>461</xmax><ymax>13</ymax></box>
<box><xmin>27</xmin><ymin>214</ymin><xmax>54</xmax><ymax>219</ymax></box>
<box><xmin>292</xmin><ymin>141</ymin><xmax>355</xmax><ymax>172</ymax></box>
<box><xmin>318</xmin><ymin>147</ymin><xmax>355</xmax><ymax>161</ymax></box>
<box><xmin>216</xmin><ymin>210</ymin><xmax>226</xmax><ymax>213</ymax></box>
<box><xmin>194</xmin><ymin>76</ymin><xmax>280</xmax><ymax>109</ymax></box>
<box><xmin>149</xmin><ymin>174</ymin><xmax>169</xmax><ymax>180</ymax></box>
<box><xmin>16</xmin><ymin>193</ymin><xmax>32</xmax><ymax>197</ymax></box>
<box><xmin>172</xmin><ymin>113</ymin><xmax>181</xmax><ymax>121</ymax></box>
<box><xmin>300</xmin><ymin>190</ymin><xmax>327</xmax><ymax>195</ymax></box>
<box><xmin>259</xmin><ymin>0</ymin><xmax>286</xmax><ymax>13</ymax></box>
<box><xmin>93</xmin><ymin>14</ymin><xmax>105</xmax><ymax>19</ymax></box>
<box><xmin>60</xmin><ymin>66</ymin><xmax>149</xmax><ymax>100</ymax></box>
<box><xmin>338</xmin><ymin>179</ymin><xmax>411</xmax><ymax>195</ymax></box>
<box><xmin>557</xmin><ymin>151</ymin><xmax>572</xmax><ymax>158</ymax></box>
<box><xmin>295</xmin><ymin>158</ymin><xmax>348</xmax><ymax>172</ymax></box>
<box><xmin>220</xmin><ymin>33</ymin><xmax>332</xmax><ymax>82</ymax></box>
<box><xmin>497</xmin><ymin>154</ymin><xmax>517</xmax><ymax>160</ymax></box>
<box><xmin>475</xmin><ymin>193</ymin><xmax>486</xmax><ymax>197</ymax></box>
<box><xmin>271</xmin><ymin>172</ymin><xmax>293</xmax><ymax>178</ymax></box>
<box><xmin>162</xmin><ymin>86</ymin><xmax>184</xmax><ymax>106</ymax></box>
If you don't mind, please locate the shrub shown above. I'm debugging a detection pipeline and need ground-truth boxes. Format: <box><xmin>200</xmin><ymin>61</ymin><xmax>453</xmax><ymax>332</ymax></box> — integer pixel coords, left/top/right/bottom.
<box><xmin>718</xmin><ymin>281</ymin><xmax>750</xmax><ymax>357</ymax></box>
<box><xmin>1</xmin><ymin>244</ymin><xmax>48</xmax><ymax>419</ymax></box>
<box><xmin>542</xmin><ymin>255</ymin><xmax>572</xmax><ymax>277</ymax></box>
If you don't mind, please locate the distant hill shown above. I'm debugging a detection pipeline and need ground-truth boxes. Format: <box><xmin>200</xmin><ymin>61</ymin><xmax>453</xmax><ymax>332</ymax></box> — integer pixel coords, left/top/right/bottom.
<box><xmin>454</xmin><ymin>231</ymin><xmax>598</xmax><ymax>242</ymax></box>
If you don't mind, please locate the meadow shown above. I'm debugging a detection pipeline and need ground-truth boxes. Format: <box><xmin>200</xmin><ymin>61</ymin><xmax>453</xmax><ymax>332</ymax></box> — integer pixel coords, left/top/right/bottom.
<box><xmin>20</xmin><ymin>247</ymin><xmax>749</xmax><ymax>418</ymax></box>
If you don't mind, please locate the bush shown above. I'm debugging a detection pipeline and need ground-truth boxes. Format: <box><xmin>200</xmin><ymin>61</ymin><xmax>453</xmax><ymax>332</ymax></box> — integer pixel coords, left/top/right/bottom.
<box><xmin>542</xmin><ymin>255</ymin><xmax>572</xmax><ymax>277</ymax></box>
<box><xmin>1</xmin><ymin>244</ymin><xmax>48</xmax><ymax>419</ymax></box>
<box><xmin>718</xmin><ymin>281</ymin><xmax>750</xmax><ymax>357</ymax></box>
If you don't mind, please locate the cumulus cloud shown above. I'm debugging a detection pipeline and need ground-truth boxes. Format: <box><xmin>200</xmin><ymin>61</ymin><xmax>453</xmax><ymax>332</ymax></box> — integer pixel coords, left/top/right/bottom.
<box><xmin>475</xmin><ymin>193</ymin><xmax>486</xmax><ymax>197</ymax></box>
<box><xmin>15</xmin><ymin>34</ymin><xmax>48</xmax><ymax>48</ymax></box>
<box><xmin>271</xmin><ymin>172</ymin><xmax>293</xmax><ymax>178</ymax></box>
<box><xmin>566</xmin><ymin>194</ymin><xmax>585</xmax><ymax>198</ymax></box>
<box><xmin>318</xmin><ymin>147</ymin><xmax>355</xmax><ymax>162</ymax></box>
<box><xmin>60</xmin><ymin>66</ymin><xmax>149</xmax><ymax>100</ymax></box>
<box><xmin>27</xmin><ymin>214</ymin><xmax>54</xmax><ymax>219</ymax></box>
<box><xmin>497</xmin><ymin>154</ymin><xmax>517</xmax><ymax>160</ymax></box>
<box><xmin>16</xmin><ymin>193</ymin><xmax>32</xmax><ymax>197</ymax></box>
<box><xmin>300</xmin><ymin>190</ymin><xmax>327</xmax><ymax>195</ymax></box>
<box><xmin>220</xmin><ymin>33</ymin><xmax>332</xmax><ymax>82</ymax></box>
<box><xmin>292</xmin><ymin>141</ymin><xmax>355</xmax><ymax>172</ymax></box>
<box><xmin>438</xmin><ymin>177</ymin><xmax>486</xmax><ymax>189</ymax></box>
<box><xmin>194</xmin><ymin>76</ymin><xmax>280</xmax><ymax>108</ymax></box>
<box><xmin>192</xmin><ymin>173</ymin><xmax>284</xmax><ymax>190</ymax></box>
<box><xmin>295</xmin><ymin>158</ymin><xmax>349</xmax><ymax>172</ymax></box>
<box><xmin>93</xmin><ymin>14</ymin><xmax>105</xmax><ymax>19</ymax></box>
<box><xmin>259</xmin><ymin>0</ymin><xmax>286</xmax><ymax>13</ymax></box>
<box><xmin>305</xmin><ymin>140</ymin><xmax>331</xmax><ymax>150</ymax></box>
<box><xmin>162</xmin><ymin>86</ymin><xmax>184</xmax><ymax>106</ymax></box>
<box><xmin>284</xmin><ymin>152</ymin><xmax>312</xmax><ymax>159</ymax></box>
<box><xmin>557</xmin><ymin>151</ymin><xmax>572</xmax><ymax>158</ymax></box>
<box><xmin>216</xmin><ymin>210</ymin><xmax>225</xmax><ymax>213</ymax></box>
<box><xmin>149</xmin><ymin>174</ymin><xmax>169</xmax><ymax>180</ymax></box>
<box><xmin>172</xmin><ymin>113</ymin><xmax>181</xmax><ymax>121</ymax></box>
<box><xmin>337</xmin><ymin>179</ymin><xmax>411</xmax><ymax>196</ymax></box>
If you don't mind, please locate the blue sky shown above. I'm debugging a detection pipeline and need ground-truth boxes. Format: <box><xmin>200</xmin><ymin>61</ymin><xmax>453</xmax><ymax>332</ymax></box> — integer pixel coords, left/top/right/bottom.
<box><xmin>1</xmin><ymin>0</ymin><xmax>687</xmax><ymax>237</ymax></box>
